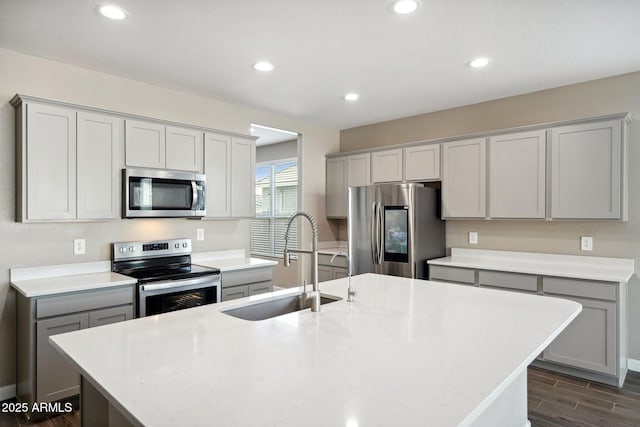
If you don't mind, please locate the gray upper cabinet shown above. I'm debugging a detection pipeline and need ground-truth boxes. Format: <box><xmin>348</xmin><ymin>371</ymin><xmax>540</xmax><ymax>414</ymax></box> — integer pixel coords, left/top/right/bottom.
<box><xmin>125</xmin><ymin>119</ymin><xmax>166</xmax><ymax>169</ymax></box>
<box><xmin>404</xmin><ymin>144</ymin><xmax>440</xmax><ymax>181</ymax></box>
<box><xmin>204</xmin><ymin>132</ymin><xmax>232</xmax><ymax>218</ymax></box>
<box><xmin>77</xmin><ymin>111</ymin><xmax>123</xmax><ymax>220</ymax></box>
<box><xmin>21</xmin><ymin>102</ymin><xmax>77</xmax><ymax>221</ymax></box>
<box><xmin>230</xmin><ymin>137</ymin><xmax>256</xmax><ymax>218</ymax></box>
<box><xmin>371</xmin><ymin>149</ymin><xmax>403</xmax><ymax>183</ymax></box>
<box><xmin>14</xmin><ymin>98</ymin><xmax>125</xmax><ymax>222</ymax></box>
<box><xmin>488</xmin><ymin>130</ymin><xmax>546</xmax><ymax>219</ymax></box>
<box><xmin>204</xmin><ymin>134</ymin><xmax>256</xmax><ymax>218</ymax></box>
<box><xmin>442</xmin><ymin>138</ymin><xmax>486</xmax><ymax>218</ymax></box>
<box><xmin>347</xmin><ymin>153</ymin><xmax>371</xmax><ymax>187</ymax></box>
<box><xmin>126</xmin><ymin>121</ymin><xmax>204</xmax><ymax>172</ymax></box>
<box><xmin>549</xmin><ymin>119</ymin><xmax>626</xmax><ymax>220</ymax></box>
<box><xmin>326</xmin><ymin>157</ymin><xmax>348</xmax><ymax>218</ymax></box>
<box><xmin>165</xmin><ymin>125</ymin><xmax>204</xmax><ymax>172</ymax></box>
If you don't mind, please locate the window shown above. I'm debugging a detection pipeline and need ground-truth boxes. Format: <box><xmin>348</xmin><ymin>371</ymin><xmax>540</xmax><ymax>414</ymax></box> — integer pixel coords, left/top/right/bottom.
<box><xmin>251</xmin><ymin>159</ymin><xmax>298</xmax><ymax>257</ymax></box>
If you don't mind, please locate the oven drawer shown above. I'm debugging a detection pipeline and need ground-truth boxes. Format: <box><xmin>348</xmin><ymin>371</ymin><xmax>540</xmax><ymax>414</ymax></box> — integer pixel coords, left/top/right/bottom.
<box><xmin>36</xmin><ymin>286</ymin><xmax>134</xmax><ymax>319</ymax></box>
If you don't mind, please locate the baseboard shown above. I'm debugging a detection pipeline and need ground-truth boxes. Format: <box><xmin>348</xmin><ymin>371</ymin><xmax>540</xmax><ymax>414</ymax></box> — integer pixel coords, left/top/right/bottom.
<box><xmin>0</xmin><ymin>384</ymin><xmax>16</xmax><ymax>401</ymax></box>
<box><xmin>628</xmin><ymin>358</ymin><xmax>640</xmax><ymax>373</ymax></box>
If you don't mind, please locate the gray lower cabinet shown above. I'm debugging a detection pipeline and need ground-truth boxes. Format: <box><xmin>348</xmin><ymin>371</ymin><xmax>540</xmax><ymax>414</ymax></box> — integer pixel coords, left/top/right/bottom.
<box><xmin>318</xmin><ymin>254</ymin><xmax>348</xmax><ymax>283</ymax></box>
<box><xmin>17</xmin><ymin>285</ymin><xmax>134</xmax><ymax>417</ymax></box>
<box><xmin>428</xmin><ymin>265</ymin><xmax>475</xmax><ymax>285</ymax></box>
<box><xmin>36</xmin><ymin>313</ymin><xmax>88</xmax><ymax>402</ymax></box>
<box><xmin>540</xmin><ymin>277</ymin><xmax>619</xmax><ymax>379</ymax></box>
<box><xmin>221</xmin><ymin>267</ymin><xmax>273</xmax><ymax>301</ymax></box>
<box><xmin>428</xmin><ymin>265</ymin><xmax>626</xmax><ymax>386</ymax></box>
<box><xmin>477</xmin><ymin>270</ymin><xmax>538</xmax><ymax>294</ymax></box>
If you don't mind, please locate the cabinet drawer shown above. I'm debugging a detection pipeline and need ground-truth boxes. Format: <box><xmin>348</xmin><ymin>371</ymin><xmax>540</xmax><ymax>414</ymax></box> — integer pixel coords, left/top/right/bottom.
<box><xmin>478</xmin><ymin>270</ymin><xmax>537</xmax><ymax>292</ymax></box>
<box><xmin>429</xmin><ymin>265</ymin><xmax>475</xmax><ymax>284</ymax></box>
<box><xmin>543</xmin><ymin>277</ymin><xmax>616</xmax><ymax>301</ymax></box>
<box><xmin>36</xmin><ymin>286</ymin><xmax>135</xmax><ymax>319</ymax></box>
<box><xmin>221</xmin><ymin>285</ymin><xmax>249</xmax><ymax>301</ymax></box>
<box><xmin>221</xmin><ymin>268</ymin><xmax>272</xmax><ymax>288</ymax></box>
<box><xmin>318</xmin><ymin>253</ymin><xmax>348</xmax><ymax>268</ymax></box>
<box><xmin>248</xmin><ymin>281</ymin><xmax>272</xmax><ymax>296</ymax></box>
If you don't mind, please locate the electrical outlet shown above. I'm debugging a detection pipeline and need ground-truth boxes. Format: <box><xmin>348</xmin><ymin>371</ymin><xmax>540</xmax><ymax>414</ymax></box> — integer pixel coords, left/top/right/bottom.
<box><xmin>469</xmin><ymin>231</ymin><xmax>478</xmax><ymax>245</ymax></box>
<box><xmin>196</xmin><ymin>228</ymin><xmax>205</xmax><ymax>241</ymax></box>
<box><xmin>74</xmin><ymin>238</ymin><xmax>86</xmax><ymax>255</ymax></box>
<box><xmin>581</xmin><ymin>236</ymin><xmax>593</xmax><ymax>251</ymax></box>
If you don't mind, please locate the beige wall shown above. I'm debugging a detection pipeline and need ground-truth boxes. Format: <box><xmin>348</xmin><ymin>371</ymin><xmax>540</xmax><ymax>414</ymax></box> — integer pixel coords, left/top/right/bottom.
<box><xmin>0</xmin><ymin>48</ymin><xmax>339</xmax><ymax>392</ymax></box>
<box><xmin>340</xmin><ymin>71</ymin><xmax>640</xmax><ymax>361</ymax></box>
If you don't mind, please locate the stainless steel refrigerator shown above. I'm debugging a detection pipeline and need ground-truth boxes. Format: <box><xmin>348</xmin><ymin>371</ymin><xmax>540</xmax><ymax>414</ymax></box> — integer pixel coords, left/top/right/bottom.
<box><xmin>348</xmin><ymin>183</ymin><xmax>445</xmax><ymax>279</ymax></box>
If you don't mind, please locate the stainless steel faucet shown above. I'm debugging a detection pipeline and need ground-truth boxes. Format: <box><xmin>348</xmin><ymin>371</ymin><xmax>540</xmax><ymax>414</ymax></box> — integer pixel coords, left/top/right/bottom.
<box><xmin>330</xmin><ymin>252</ymin><xmax>356</xmax><ymax>302</ymax></box>
<box><xmin>283</xmin><ymin>211</ymin><xmax>320</xmax><ymax>312</ymax></box>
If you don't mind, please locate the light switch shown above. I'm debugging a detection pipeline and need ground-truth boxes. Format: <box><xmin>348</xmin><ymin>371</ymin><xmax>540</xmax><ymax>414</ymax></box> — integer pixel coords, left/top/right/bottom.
<box><xmin>581</xmin><ymin>236</ymin><xmax>593</xmax><ymax>251</ymax></box>
<box><xmin>469</xmin><ymin>231</ymin><xmax>478</xmax><ymax>245</ymax></box>
<box><xmin>197</xmin><ymin>228</ymin><xmax>205</xmax><ymax>241</ymax></box>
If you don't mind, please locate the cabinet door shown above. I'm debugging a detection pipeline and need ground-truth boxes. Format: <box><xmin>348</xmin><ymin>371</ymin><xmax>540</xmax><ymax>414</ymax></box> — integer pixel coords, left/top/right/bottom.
<box><xmin>543</xmin><ymin>296</ymin><xmax>617</xmax><ymax>376</ymax></box>
<box><xmin>371</xmin><ymin>149</ymin><xmax>403</xmax><ymax>183</ymax></box>
<box><xmin>248</xmin><ymin>281</ymin><xmax>273</xmax><ymax>296</ymax></box>
<box><xmin>318</xmin><ymin>265</ymin><xmax>333</xmax><ymax>283</ymax></box>
<box><xmin>204</xmin><ymin>132</ymin><xmax>232</xmax><ymax>217</ymax></box>
<box><xmin>125</xmin><ymin>119</ymin><xmax>166</xmax><ymax>168</ymax></box>
<box><xmin>332</xmin><ymin>268</ymin><xmax>349</xmax><ymax>280</ymax></box>
<box><xmin>166</xmin><ymin>125</ymin><xmax>203</xmax><ymax>171</ymax></box>
<box><xmin>488</xmin><ymin>130</ymin><xmax>545</xmax><ymax>219</ymax></box>
<box><xmin>442</xmin><ymin>138</ymin><xmax>486</xmax><ymax>218</ymax></box>
<box><xmin>404</xmin><ymin>144</ymin><xmax>440</xmax><ymax>181</ymax></box>
<box><xmin>326</xmin><ymin>157</ymin><xmax>348</xmax><ymax>218</ymax></box>
<box><xmin>26</xmin><ymin>103</ymin><xmax>77</xmax><ymax>220</ymax></box>
<box><xmin>347</xmin><ymin>153</ymin><xmax>371</xmax><ymax>187</ymax></box>
<box><xmin>221</xmin><ymin>285</ymin><xmax>250</xmax><ymax>301</ymax></box>
<box><xmin>77</xmin><ymin>112</ymin><xmax>123</xmax><ymax>219</ymax></box>
<box><xmin>36</xmin><ymin>313</ymin><xmax>89</xmax><ymax>402</ymax></box>
<box><xmin>230</xmin><ymin>137</ymin><xmax>256</xmax><ymax>217</ymax></box>
<box><xmin>550</xmin><ymin>119</ymin><xmax>623</xmax><ymax>219</ymax></box>
<box><xmin>88</xmin><ymin>305</ymin><xmax>133</xmax><ymax>328</ymax></box>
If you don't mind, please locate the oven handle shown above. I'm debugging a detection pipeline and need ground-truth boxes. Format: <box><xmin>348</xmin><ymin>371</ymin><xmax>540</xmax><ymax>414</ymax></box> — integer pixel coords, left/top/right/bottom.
<box><xmin>140</xmin><ymin>275</ymin><xmax>220</xmax><ymax>293</ymax></box>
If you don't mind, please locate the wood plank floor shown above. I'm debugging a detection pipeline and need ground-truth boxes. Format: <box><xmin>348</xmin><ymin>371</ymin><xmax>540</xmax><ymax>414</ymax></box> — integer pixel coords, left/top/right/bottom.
<box><xmin>2</xmin><ymin>368</ymin><xmax>639</xmax><ymax>426</ymax></box>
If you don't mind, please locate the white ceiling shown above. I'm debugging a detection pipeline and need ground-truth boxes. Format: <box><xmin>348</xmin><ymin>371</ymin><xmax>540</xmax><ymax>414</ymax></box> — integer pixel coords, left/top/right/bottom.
<box><xmin>1</xmin><ymin>0</ymin><xmax>639</xmax><ymax>130</ymax></box>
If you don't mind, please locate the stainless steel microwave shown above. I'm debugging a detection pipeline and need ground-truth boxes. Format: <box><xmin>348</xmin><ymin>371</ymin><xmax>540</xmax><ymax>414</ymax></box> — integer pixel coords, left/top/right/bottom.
<box><xmin>123</xmin><ymin>168</ymin><xmax>206</xmax><ymax>218</ymax></box>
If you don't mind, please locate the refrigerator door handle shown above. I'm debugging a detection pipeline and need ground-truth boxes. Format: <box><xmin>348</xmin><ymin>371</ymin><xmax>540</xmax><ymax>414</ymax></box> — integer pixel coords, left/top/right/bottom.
<box><xmin>371</xmin><ymin>202</ymin><xmax>378</xmax><ymax>264</ymax></box>
<box><xmin>374</xmin><ymin>203</ymin><xmax>382</xmax><ymax>265</ymax></box>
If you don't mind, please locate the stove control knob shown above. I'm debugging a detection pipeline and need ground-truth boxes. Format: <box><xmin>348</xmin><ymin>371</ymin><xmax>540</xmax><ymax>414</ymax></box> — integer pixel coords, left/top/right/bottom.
<box><xmin>175</xmin><ymin>243</ymin><xmax>180</xmax><ymax>249</ymax></box>
<box><xmin>129</xmin><ymin>246</ymin><xmax>134</xmax><ymax>252</ymax></box>
<box><xmin>183</xmin><ymin>243</ymin><xmax>188</xmax><ymax>248</ymax></box>
<box><xmin>119</xmin><ymin>247</ymin><xmax>126</xmax><ymax>253</ymax></box>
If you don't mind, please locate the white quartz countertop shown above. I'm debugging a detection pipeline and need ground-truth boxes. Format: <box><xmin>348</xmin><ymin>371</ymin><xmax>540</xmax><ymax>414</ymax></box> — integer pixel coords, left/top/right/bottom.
<box><xmin>11</xmin><ymin>250</ymin><xmax>277</xmax><ymax>298</ymax></box>
<box><xmin>428</xmin><ymin>248</ymin><xmax>635</xmax><ymax>283</ymax></box>
<box><xmin>11</xmin><ymin>272</ymin><xmax>136</xmax><ymax>298</ymax></box>
<box><xmin>51</xmin><ymin>273</ymin><xmax>580</xmax><ymax>427</ymax></box>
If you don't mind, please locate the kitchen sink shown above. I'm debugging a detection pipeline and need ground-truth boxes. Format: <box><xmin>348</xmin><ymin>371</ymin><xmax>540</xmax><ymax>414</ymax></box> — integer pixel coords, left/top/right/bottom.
<box><xmin>222</xmin><ymin>293</ymin><xmax>342</xmax><ymax>321</ymax></box>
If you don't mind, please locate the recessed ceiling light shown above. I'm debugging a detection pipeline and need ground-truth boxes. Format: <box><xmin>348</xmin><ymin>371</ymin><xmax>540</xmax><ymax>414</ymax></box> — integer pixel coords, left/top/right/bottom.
<box><xmin>253</xmin><ymin>61</ymin><xmax>274</xmax><ymax>72</ymax></box>
<box><xmin>469</xmin><ymin>57</ymin><xmax>492</xmax><ymax>68</ymax></box>
<box><xmin>97</xmin><ymin>4</ymin><xmax>128</xmax><ymax>20</ymax></box>
<box><xmin>392</xmin><ymin>0</ymin><xmax>419</xmax><ymax>14</ymax></box>
<box><xmin>344</xmin><ymin>93</ymin><xmax>360</xmax><ymax>102</ymax></box>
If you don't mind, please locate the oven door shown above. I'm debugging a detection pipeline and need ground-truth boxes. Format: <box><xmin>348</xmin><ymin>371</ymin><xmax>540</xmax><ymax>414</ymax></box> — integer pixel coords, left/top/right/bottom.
<box><xmin>138</xmin><ymin>275</ymin><xmax>220</xmax><ymax>317</ymax></box>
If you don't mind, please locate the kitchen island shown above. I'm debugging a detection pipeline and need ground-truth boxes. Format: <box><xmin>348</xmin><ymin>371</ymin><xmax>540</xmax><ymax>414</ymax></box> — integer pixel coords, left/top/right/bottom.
<box><xmin>50</xmin><ymin>273</ymin><xmax>580</xmax><ymax>427</ymax></box>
